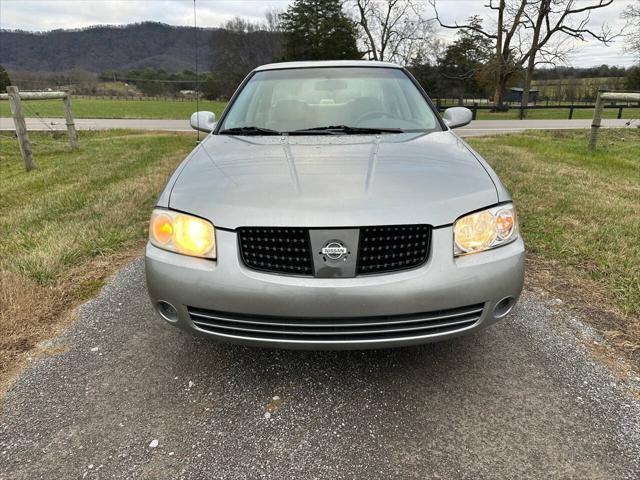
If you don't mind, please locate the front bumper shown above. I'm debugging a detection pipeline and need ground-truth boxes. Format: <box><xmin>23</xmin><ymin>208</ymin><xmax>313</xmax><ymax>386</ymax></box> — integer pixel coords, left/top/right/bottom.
<box><xmin>145</xmin><ymin>227</ymin><xmax>525</xmax><ymax>350</ymax></box>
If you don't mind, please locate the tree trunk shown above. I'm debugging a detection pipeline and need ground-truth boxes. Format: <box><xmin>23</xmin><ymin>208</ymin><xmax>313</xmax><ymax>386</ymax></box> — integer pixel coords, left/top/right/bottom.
<box><xmin>493</xmin><ymin>72</ymin><xmax>507</xmax><ymax>110</ymax></box>
<box><xmin>492</xmin><ymin>0</ymin><xmax>506</xmax><ymax>111</ymax></box>
<box><xmin>521</xmin><ymin>68</ymin><xmax>533</xmax><ymax>118</ymax></box>
<box><xmin>521</xmin><ymin>0</ymin><xmax>549</xmax><ymax>119</ymax></box>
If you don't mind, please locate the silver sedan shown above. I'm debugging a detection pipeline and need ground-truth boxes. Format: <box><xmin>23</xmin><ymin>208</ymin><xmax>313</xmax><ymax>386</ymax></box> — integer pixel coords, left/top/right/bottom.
<box><xmin>145</xmin><ymin>60</ymin><xmax>525</xmax><ymax>349</ymax></box>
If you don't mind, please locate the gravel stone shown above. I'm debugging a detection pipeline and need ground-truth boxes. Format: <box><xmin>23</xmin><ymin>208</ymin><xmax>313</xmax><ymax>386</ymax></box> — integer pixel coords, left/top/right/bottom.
<box><xmin>0</xmin><ymin>258</ymin><xmax>639</xmax><ymax>479</ymax></box>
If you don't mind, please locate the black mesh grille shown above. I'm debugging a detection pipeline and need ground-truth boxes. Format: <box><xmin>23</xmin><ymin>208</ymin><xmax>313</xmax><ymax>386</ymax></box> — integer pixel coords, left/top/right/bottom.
<box><xmin>238</xmin><ymin>227</ymin><xmax>313</xmax><ymax>276</ymax></box>
<box><xmin>238</xmin><ymin>225</ymin><xmax>431</xmax><ymax>276</ymax></box>
<box><xmin>357</xmin><ymin>225</ymin><xmax>431</xmax><ymax>274</ymax></box>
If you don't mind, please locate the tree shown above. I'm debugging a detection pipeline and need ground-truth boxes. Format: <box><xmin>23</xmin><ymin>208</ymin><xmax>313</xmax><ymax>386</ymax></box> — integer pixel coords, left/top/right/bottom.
<box><xmin>0</xmin><ymin>65</ymin><xmax>11</xmax><ymax>92</ymax></box>
<box><xmin>626</xmin><ymin>65</ymin><xmax>640</xmax><ymax>90</ymax></box>
<box><xmin>265</xmin><ymin>7</ymin><xmax>284</xmax><ymax>32</ymax></box>
<box><xmin>431</xmin><ymin>0</ymin><xmax>618</xmax><ymax>110</ymax></box>
<box><xmin>408</xmin><ymin>57</ymin><xmax>442</xmax><ymax>97</ymax></box>
<box><xmin>352</xmin><ymin>0</ymin><xmax>436</xmax><ymax>65</ymax></box>
<box><xmin>623</xmin><ymin>1</ymin><xmax>640</xmax><ymax>57</ymax></box>
<box><xmin>224</xmin><ymin>17</ymin><xmax>262</xmax><ymax>33</ymax></box>
<box><xmin>518</xmin><ymin>1</ymin><xmax>619</xmax><ymax>115</ymax></box>
<box><xmin>280</xmin><ymin>0</ymin><xmax>361</xmax><ymax>61</ymax></box>
<box><xmin>437</xmin><ymin>17</ymin><xmax>493</xmax><ymax>103</ymax></box>
<box><xmin>207</xmin><ymin>15</ymin><xmax>283</xmax><ymax>98</ymax></box>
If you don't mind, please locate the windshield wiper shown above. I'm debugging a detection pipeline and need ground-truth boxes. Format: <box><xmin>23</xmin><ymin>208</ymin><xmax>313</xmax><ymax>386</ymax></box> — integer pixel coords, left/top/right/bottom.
<box><xmin>219</xmin><ymin>126</ymin><xmax>282</xmax><ymax>136</ymax></box>
<box><xmin>288</xmin><ymin>125</ymin><xmax>404</xmax><ymax>135</ymax></box>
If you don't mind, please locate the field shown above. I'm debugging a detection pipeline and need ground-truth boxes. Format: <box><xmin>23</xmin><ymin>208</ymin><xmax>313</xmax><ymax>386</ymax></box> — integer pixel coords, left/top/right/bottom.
<box><xmin>1</xmin><ymin>128</ymin><xmax>638</xmax><ymax>388</ymax></box>
<box><xmin>469</xmin><ymin>129</ymin><xmax>640</xmax><ymax>360</ymax></box>
<box><xmin>1</xmin><ymin>97</ymin><xmax>638</xmax><ymax>121</ymax></box>
<box><xmin>530</xmin><ymin>76</ymin><xmax>627</xmax><ymax>101</ymax></box>
<box><xmin>0</xmin><ymin>98</ymin><xmax>228</xmax><ymax>120</ymax></box>
<box><xmin>0</xmin><ymin>130</ymin><xmax>194</xmax><ymax>389</ymax></box>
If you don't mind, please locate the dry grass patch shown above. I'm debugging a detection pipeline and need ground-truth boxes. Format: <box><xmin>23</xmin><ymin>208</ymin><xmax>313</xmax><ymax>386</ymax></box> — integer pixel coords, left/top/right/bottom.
<box><xmin>0</xmin><ymin>130</ymin><xmax>194</xmax><ymax>393</ymax></box>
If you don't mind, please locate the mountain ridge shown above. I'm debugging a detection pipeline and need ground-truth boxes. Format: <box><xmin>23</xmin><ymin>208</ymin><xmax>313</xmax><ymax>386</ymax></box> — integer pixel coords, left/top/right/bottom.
<box><xmin>0</xmin><ymin>22</ymin><xmax>215</xmax><ymax>73</ymax></box>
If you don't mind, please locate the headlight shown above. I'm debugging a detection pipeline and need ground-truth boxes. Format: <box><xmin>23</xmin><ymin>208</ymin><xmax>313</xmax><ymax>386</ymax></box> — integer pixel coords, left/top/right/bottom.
<box><xmin>453</xmin><ymin>203</ymin><xmax>518</xmax><ymax>256</ymax></box>
<box><xmin>149</xmin><ymin>209</ymin><xmax>216</xmax><ymax>259</ymax></box>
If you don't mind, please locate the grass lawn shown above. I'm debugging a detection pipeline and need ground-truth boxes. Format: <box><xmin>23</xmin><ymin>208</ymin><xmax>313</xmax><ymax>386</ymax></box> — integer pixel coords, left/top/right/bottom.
<box><xmin>0</xmin><ymin>98</ymin><xmax>228</xmax><ymax>120</ymax></box>
<box><xmin>469</xmin><ymin>129</ymin><xmax>640</xmax><ymax>357</ymax></box>
<box><xmin>0</xmin><ymin>130</ymin><xmax>194</xmax><ymax>390</ymax></box>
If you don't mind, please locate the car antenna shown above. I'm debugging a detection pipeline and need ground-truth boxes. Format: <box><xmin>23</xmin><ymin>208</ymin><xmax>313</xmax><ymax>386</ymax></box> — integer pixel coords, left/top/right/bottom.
<box><xmin>193</xmin><ymin>0</ymin><xmax>200</xmax><ymax>143</ymax></box>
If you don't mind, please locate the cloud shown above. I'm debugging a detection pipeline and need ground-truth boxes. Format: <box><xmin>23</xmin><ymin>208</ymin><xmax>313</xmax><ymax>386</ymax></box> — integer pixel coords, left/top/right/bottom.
<box><xmin>0</xmin><ymin>0</ymin><xmax>290</xmax><ymax>31</ymax></box>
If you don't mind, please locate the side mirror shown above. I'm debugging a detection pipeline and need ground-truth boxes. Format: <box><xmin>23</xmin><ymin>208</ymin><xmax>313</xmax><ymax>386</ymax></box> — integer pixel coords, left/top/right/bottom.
<box><xmin>442</xmin><ymin>107</ymin><xmax>473</xmax><ymax>129</ymax></box>
<box><xmin>190</xmin><ymin>111</ymin><xmax>216</xmax><ymax>133</ymax></box>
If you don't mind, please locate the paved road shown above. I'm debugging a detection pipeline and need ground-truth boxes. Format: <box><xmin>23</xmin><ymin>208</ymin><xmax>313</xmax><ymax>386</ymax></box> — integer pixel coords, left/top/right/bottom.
<box><xmin>1</xmin><ymin>259</ymin><xmax>639</xmax><ymax>479</ymax></box>
<box><xmin>0</xmin><ymin>117</ymin><xmax>636</xmax><ymax>137</ymax></box>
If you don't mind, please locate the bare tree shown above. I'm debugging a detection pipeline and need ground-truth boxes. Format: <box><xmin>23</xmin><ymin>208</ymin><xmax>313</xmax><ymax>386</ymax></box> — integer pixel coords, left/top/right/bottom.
<box><xmin>265</xmin><ymin>7</ymin><xmax>284</xmax><ymax>32</ymax></box>
<box><xmin>224</xmin><ymin>17</ymin><xmax>262</xmax><ymax>33</ymax></box>
<box><xmin>225</xmin><ymin>10</ymin><xmax>284</xmax><ymax>34</ymax></box>
<box><xmin>351</xmin><ymin>0</ymin><xmax>437</xmax><ymax>65</ymax></box>
<box><xmin>623</xmin><ymin>0</ymin><xmax>640</xmax><ymax>57</ymax></box>
<box><xmin>431</xmin><ymin>0</ymin><xmax>618</xmax><ymax>110</ymax></box>
<box><xmin>519</xmin><ymin>1</ymin><xmax>618</xmax><ymax>114</ymax></box>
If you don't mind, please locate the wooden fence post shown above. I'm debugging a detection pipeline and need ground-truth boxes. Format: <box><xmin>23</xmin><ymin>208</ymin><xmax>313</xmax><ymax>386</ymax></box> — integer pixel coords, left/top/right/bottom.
<box><xmin>588</xmin><ymin>92</ymin><xmax>604</xmax><ymax>151</ymax></box>
<box><xmin>589</xmin><ymin>91</ymin><xmax>640</xmax><ymax>150</ymax></box>
<box><xmin>6</xmin><ymin>86</ymin><xmax>37</xmax><ymax>171</ymax></box>
<box><xmin>62</xmin><ymin>93</ymin><xmax>79</xmax><ymax>149</ymax></box>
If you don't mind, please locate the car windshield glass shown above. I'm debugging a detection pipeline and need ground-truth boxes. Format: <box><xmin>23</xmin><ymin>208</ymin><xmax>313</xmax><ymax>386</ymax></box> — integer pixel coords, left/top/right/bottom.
<box><xmin>218</xmin><ymin>67</ymin><xmax>441</xmax><ymax>134</ymax></box>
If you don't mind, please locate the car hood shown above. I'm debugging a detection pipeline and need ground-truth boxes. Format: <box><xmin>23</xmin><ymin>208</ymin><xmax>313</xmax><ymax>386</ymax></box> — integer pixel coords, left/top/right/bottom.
<box><xmin>169</xmin><ymin>131</ymin><xmax>498</xmax><ymax>229</ymax></box>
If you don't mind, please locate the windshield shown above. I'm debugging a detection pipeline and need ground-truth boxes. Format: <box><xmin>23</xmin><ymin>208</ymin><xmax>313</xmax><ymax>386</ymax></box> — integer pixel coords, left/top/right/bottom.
<box><xmin>218</xmin><ymin>67</ymin><xmax>441</xmax><ymax>134</ymax></box>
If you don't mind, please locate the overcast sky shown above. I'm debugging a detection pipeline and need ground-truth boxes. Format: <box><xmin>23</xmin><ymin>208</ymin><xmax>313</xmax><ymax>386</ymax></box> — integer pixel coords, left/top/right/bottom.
<box><xmin>0</xmin><ymin>0</ymin><xmax>635</xmax><ymax>67</ymax></box>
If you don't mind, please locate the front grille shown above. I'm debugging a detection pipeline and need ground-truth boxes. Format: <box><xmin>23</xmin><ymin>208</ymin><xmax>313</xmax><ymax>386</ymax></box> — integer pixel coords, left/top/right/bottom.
<box><xmin>238</xmin><ymin>227</ymin><xmax>313</xmax><ymax>275</ymax></box>
<box><xmin>357</xmin><ymin>225</ymin><xmax>431</xmax><ymax>274</ymax></box>
<box><xmin>238</xmin><ymin>224</ymin><xmax>431</xmax><ymax>277</ymax></box>
<box><xmin>188</xmin><ymin>303</ymin><xmax>484</xmax><ymax>343</ymax></box>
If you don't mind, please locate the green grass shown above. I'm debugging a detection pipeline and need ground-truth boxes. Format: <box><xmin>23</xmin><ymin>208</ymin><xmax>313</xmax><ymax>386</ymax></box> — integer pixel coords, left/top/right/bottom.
<box><xmin>0</xmin><ymin>98</ymin><xmax>228</xmax><ymax>120</ymax></box>
<box><xmin>0</xmin><ymin>130</ymin><xmax>194</xmax><ymax>280</ymax></box>
<box><xmin>468</xmin><ymin>129</ymin><xmax>640</xmax><ymax>317</ymax></box>
<box><xmin>0</xmin><ymin>130</ymin><xmax>194</xmax><ymax>382</ymax></box>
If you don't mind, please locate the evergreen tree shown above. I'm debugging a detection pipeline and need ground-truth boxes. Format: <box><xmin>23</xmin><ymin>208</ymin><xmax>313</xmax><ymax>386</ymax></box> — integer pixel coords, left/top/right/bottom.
<box><xmin>280</xmin><ymin>0</ymin><xmax>361</xmax><ymax>61</ymax></box>
<box><xmin>0</xmin><ymin>65</ymin><xmax>11</xmax><ymax>92</ymax></box>
<box><xmin>437</xmin><ymin>17</ymin><xmax>492</xmax><ymax>101</ymax></box>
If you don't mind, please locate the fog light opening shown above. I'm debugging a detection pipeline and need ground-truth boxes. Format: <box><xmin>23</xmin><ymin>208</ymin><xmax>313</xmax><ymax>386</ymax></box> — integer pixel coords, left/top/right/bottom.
<box><xmin>157</xmin><ymin>301</ymin><xmax>178</xmax><ymax>323</ymax></box>
<box><xmin>494</xmin><ymin>297</ymin><xmax>515</xmax><ymax>318</ymax></box>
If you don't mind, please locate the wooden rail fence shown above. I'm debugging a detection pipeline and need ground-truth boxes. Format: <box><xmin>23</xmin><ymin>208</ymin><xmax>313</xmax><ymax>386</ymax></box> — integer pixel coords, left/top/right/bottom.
<box><xmin>1</xmin><ymin>86</ymin><xmax>78</xmax><ymax>171</ymax></box>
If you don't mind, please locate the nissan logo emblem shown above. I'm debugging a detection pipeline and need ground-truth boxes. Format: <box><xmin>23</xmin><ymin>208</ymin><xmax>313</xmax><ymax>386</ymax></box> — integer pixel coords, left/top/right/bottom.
<box><xmin>321</xmin><ymin>241</ymin><xmax>348</xmax><ymax>260</ymax></box>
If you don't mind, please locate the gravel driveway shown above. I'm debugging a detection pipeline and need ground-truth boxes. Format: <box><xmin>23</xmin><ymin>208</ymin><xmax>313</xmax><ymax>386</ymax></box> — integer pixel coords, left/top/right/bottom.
<box><xmin>1</xmin><ymin>258</ymin><xmax>639</xmax><ymax>479</ymax></box>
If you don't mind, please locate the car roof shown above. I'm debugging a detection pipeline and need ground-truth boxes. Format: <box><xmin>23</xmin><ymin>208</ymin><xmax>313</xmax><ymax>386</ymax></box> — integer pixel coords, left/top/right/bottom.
<box><xmin>254</xmin><ymin>60</ymin><xmax>402</xmax><ymax>72</ymax></box>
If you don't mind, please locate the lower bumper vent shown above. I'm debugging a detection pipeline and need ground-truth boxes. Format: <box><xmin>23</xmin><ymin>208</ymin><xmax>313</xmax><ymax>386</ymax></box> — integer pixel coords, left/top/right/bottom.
<box><xmin>187</xmin><ymin>303</ymin><xmax>484</xmax><ymax>343</ymax></box>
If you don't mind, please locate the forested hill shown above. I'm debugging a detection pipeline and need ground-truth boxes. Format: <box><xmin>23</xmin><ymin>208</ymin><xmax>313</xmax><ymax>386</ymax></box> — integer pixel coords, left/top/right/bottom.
<box><xmin>0</xmin><ymin>22</ymin><xmax>214</xmax><ymax>73</ymax></box>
